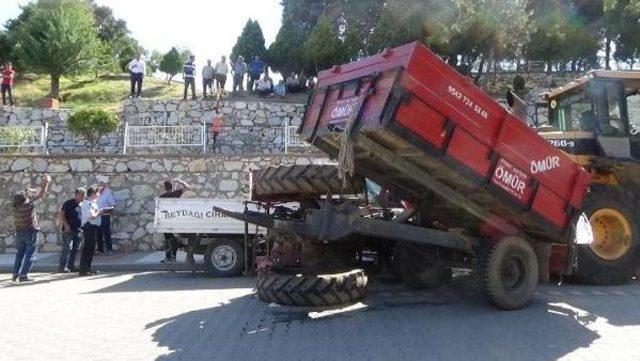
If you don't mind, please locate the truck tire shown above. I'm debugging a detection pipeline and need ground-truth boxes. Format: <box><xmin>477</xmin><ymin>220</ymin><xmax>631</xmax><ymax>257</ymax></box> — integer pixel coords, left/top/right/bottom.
<box><xmin>477</xmin><ymin>237</ymin><xmax>538</xmax><ymax>310</ymax></box>
<box><xmin>204</xmin><ymin>239</ymin><xmax>244</xmax><ymax>277</ymax></box>
<box><xmin>572</xmin><ymin>184</ymin><xmax>640</xmax><ymax>285</ymax></box>
<box><xmin>395</xmin><ymin>242</ymin><xmax>452</xmax><ymax>289</ymax></box>
<box><xmin>252</xmin><ymin>165</ymin><xmax>363</xmax><ymax>201</ymax></box>
<box><xmin>256</xmin><ymin>269</ymin><xmax>367</xmax><ymax>307</ymax></box>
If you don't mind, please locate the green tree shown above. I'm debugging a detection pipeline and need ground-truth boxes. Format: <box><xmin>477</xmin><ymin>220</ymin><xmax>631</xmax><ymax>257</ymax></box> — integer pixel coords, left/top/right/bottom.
<box><xmin>303</xmin><ymin>16</ymin><xmax>346</xmax><ymax>74</ymax></box>
<box><xmin>92</xmin><ymin>41</ymin><xmax>118</xmax><ymax>77</ymax></box>
<box><xmin>67</xmin><ymin>108</ymin><xmax>120</xmax><ymax>153</ymax></box>
<box><xmin>90</xmin><ymin>1</ymin><xmax>143</xmax><ymax>72</ymax></box>
<box><xmin>367</xmin><ymin>2</ymin><xmax>423</xmax><ymax>55</ymax></box>
<box><xmin>12</xmin><ymin>0</ymin><xmax>100</xmax><ymax>99</ymax></box>
<box><xmin>0</xmin><ymin>31</ymin><xmax>11</xmax><ymax>63</ymax></box>
<box><xmin>231</xmin><ymin>19</ymin><xmax>267</xmax><ymax>62</ymax></box>
<box><xmin>606</xmin><ymin>0</ymin><xmax>640</xmax><ymax>68</ymax></box>
<box><xmin>159</xmin><ymin>47</ymin><xmax>184</xmax><ymax>83</ymax></box>
<box><xmin>268</xmin><ymin>0</ymin><xmax>326</xmax><ymax>74</ymax></box>
<box><xmin>147</xmin><ymin>50</ymin><xmax>164</xmax><ymax>75</ymax></box>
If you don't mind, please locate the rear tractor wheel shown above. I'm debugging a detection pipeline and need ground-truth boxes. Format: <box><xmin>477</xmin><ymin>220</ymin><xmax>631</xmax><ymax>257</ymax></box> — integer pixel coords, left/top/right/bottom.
<box><xmin>256</xmin><ymin>269</ymin><xmax>368</xmax><ymax>307</ymax></box>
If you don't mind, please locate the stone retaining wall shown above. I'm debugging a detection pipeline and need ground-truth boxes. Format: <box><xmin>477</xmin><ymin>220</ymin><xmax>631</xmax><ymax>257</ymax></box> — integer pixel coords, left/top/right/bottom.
<box><xmin>0</xmin><ymin>99</ymin><xmax>310</xmax><ymax>154</ymax></box>
<box><xmin>0</xmin><ymin>154</ymin><xmax>329</xmax><ymax>253</ymax></box>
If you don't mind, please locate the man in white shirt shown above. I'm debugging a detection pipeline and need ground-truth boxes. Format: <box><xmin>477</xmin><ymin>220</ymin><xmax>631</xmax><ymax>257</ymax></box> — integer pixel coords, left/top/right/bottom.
<box><xmin>256</xmin><ymin>74</ymin><xmax>273</xmax><ymax>96</ymax></box>
<box><xmin>79</xmin><ymin>186</ymin><xmax>102</xmax><ymax>276</ymax></box>
<box><xmin>214</xmin><ymin>56</ymin><xmax>229</xmax><ymax>95</ymax></box>
<box><xmin>128</xmin><ymin>55</ymin><xmax>146</xmax><ymax>98</ymax></box>
<box><xmin>97</xmin><ymin>180</ymin><xmax>116</xmax><ymax>255</ymax></box>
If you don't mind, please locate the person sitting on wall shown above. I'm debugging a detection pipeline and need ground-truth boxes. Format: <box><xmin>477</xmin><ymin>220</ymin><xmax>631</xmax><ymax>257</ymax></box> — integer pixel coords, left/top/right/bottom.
<box><xmin>255</xmin><ymin>74</ymin><xmax>273</xmax><ymax>96</ymax></box>
<box><xmin>272</xmin><ymin>80</ymin><xmax>286</xmax><ymax>98</ymax></box>
<box><xmin>285</xmin><ymin>72</ymin><xmax>300</xmax><ymax>93</ymax></box>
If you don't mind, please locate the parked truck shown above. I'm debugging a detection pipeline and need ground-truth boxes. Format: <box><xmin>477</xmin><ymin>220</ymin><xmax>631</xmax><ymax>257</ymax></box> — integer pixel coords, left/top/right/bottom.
<box><xmin>216</xmin><ymin>42</ymin><xmax>613</xmax><ymax>310</ymax></box>
<box><xmin>154</xmin><ymin>198</ymin><xmax>260</xmax><ymax>277</ymax></box>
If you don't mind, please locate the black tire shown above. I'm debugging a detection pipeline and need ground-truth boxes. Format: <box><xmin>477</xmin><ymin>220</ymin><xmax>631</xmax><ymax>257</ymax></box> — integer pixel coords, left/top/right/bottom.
<box><xmin>477</xmin><ymin>237</ymin><xmax>538</xmax><ymax>311</ymax></box>
<box><xmin>204</xmin><ymin>239</ymin><xmax>244</xmax><ymax>277</ymax></box>
<box><xmin>256</xmin><ymin>269</ymin><xmax>367</xmax><ymax>307</ymax></box>
<box><xmin>396</xmin><ymin>242</ymin><xmax>452</xmax><ymax>290</ymax></box>
<box><xmin>252</xmin><ymin>165</ymin><xmax>363</xmax><ymax>201</ymax></box>
<box><xmin>572</xmin><ymin>184</ymin><xmax>640</xmax><ymax>285</ymax></box>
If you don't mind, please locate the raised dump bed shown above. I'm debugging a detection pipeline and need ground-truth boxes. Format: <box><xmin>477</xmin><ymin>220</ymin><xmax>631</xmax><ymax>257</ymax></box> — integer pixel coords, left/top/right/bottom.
<box><xmin>299</xmin><ymin>42</ymin><xmax>591</xmax><ymax>244</ymax></box>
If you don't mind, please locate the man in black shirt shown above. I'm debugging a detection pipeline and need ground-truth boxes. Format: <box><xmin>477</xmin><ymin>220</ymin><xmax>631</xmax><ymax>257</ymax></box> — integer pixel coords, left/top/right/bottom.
<box><xmin>159</xmin><ymin>178</ymin><xmax>190</xmax><ymax>263</ymax></box>
<box><xmin>58</xmin><ymin>188</ymin><xmax>85</xmax><ymax>272</ymax></box>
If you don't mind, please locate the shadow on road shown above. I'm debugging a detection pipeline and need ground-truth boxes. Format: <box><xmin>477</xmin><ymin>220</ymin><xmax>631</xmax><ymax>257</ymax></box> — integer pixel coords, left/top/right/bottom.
<box><xmin>144</xmin><ymin>275</ymin><xmax>640</xmax><ymax>361</ymax></box>
<box><xmin>0</xmin><ymin>273</ymin><xmax>78</xmax><ymax>288</ymax></box>
<box><xmin>87</xmin><ymin>272</ymin><xmax>253</xmax><ymax>293</ymax></box>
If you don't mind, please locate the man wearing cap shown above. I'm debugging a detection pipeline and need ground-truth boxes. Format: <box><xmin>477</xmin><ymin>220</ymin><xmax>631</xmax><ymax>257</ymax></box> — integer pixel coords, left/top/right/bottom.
<box><xmin>58</xmin><ymin>188</ymin><xmax>85</xmax><ymax>272</ymax></box>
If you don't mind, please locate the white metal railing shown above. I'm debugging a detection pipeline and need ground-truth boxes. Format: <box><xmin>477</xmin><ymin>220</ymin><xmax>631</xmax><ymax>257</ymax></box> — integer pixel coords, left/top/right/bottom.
<box><xmin>0</xmin><ymin>123</ymin><xmax>48</xmax><ymax>153</ymax></box>
<box><xmin>123</xmin><ymin>122</ymin><xmax>206</xmax><ymax>154</ymax></box>
<box><xmin>284</xmin><ymin>125</ymin><xmax>310</xmax><ymax>153</ymax></box>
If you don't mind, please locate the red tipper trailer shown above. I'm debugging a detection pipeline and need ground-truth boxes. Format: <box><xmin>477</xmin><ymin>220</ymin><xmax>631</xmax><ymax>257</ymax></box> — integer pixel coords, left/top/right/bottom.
<box><xmin>299</xmin><ymin>42</ymin><xmax>591</xmax><ymax>245</ymax></box>
<box><xmin>216</xmin><ymin>42</ymin><xmax>594</xmax><ymax>310</ymax></box>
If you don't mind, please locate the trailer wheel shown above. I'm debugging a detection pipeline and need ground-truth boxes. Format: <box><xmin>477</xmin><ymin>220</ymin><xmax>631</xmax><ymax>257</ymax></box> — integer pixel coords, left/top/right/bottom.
<box><xmin>256</xmin><ymin>269</ymin><xmax>367</xmax><ymax>307</ymax></box>
<box><xmin>572</xmin><ymin>184</ymin><xmax>640</xmax><ymax>285</ymax></box>
<box><xmin>396</xmin><ymin>242</ymin><xmax>452</xmax><ymax>289</ymax></box>
<box><xmin>204</xmin><ymin>239</ymin><xmax>244</xmax><ymax>277</ymax></box>
<box><xmin>477</xmin><ymin>237</ymin><xmax>538</xmax><ymax>310</ymax></box>
<box><xmin>252</xmin><ymin>165</ymin><xmax>363</xmax><ymax>201</ymax></box>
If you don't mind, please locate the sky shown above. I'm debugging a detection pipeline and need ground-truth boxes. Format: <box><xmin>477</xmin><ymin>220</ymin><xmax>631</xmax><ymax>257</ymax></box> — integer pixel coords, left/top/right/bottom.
<box><xmin>0</xmin><ymin>0</ymin><xmax>283</xmax><ymax>64</ymax></box>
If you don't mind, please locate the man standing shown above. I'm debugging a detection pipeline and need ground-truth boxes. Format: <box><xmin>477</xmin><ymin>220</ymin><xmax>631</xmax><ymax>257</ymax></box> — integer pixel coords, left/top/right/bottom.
<box><xmin>183</xmin><ymin>55</ymin><xmax>197</xmax><ymax>100</ymax></box>
<box><xmin>1</xmin><ymin>61</ymin><xmax>16</xmax><ymax>106</ymax></box>
<box><xmin>232</xmin><ymin>56</ymin><xmax>247</xmax><ymax>94</ymax></box>
<box><xmin>96</xmin><ymin>180</ymin><xmax>115</xmax><ymax>255</ymax></box>
<box><xmin>12</xmin><ymin>174</ymin><xmax>51</xmax><ymax>282</ymax></box>
<box><xmin>211</xmin><ymin>111</ymin><xmax>224</xmax><ymax>153</ymax></box>
<box><xmin>248</xmin><ymin>56</ymin><xmax>265</xmax><ymax>93</ymax></box>
<box><xmin>78</xmin><ymin>186</ymin><xmax>102</xmax><ymax>276</ymax></box>
<box><xmin>128</xmin><ymin>55</ymin><xmax>146</xmax><ymax>99</ymax></box>
<box><xmin>159</xmin><ymin>178</ymin><xmax>191</xmax><ymax>263</ymax></box>
<box><xmin>58</xmin><ymin>188</ymin><xmax>85</xmax><ymax>272</ymax></box>
<box><xmin>202</xmin><ymin>59</ymin><xmax>215</xmax><ymax>99</ymax></box>
<box><xmin>214</xmin><ymin>56</ymin><xmax>229</xmax><ymax>95</ymax></box>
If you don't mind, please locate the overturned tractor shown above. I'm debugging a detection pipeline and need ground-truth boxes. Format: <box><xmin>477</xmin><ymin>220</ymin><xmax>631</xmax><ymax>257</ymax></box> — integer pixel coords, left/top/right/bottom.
<box><xmin>217</xmin><ymin>42</ymin><xmax>626</xmax><ymax>310</ymax></box>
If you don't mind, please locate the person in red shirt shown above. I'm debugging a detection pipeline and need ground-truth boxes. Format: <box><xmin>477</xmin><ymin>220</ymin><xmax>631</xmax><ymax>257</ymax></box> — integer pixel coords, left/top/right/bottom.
<box><xmin>211</xmin><ymin>112</ymin><xmax>224</xmax><ymax>153</ymax></box>
<box><xmin>1</xmin><ymin>61</ymin><xmax>16</xmax><ymax>106</ymax></box>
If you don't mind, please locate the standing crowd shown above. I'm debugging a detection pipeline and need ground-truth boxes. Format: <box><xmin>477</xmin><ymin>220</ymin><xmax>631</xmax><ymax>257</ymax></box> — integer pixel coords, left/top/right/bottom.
<box><xmin>11</xmin><ymin>175</ymin><xmax>191</xmax><ymax>282</ymax></box>
<box><xmin>126</xmin><ymin>53</ymin><xmax>315</xmax><ymax>100</ymax></box>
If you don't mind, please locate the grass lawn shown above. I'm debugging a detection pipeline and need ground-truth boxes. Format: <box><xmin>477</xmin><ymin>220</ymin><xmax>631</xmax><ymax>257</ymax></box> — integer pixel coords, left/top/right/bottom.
<box><xmin>12</xmin><ymin>75</ymin><xmax>184</xmax><ymax>111</ymax></box>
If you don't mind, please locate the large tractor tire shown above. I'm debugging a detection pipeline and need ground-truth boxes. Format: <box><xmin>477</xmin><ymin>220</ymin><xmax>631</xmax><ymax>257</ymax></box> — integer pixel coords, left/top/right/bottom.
<box><xmin>256</xmin><ymin>269</ymin><xmax>367</xmax><ymax>307</ymax></box>
<box><xmin>572</xmin><ymin>184</ymin><xmax>640</xmax><ymax>285</ymax></box>
<box><xmin>477</xmin><ymin>237</ymin><xmax>538</xmax><ymax>311</ymax></box>
<box><xmin>252</xmin><ymin>165</ymin><xmax>363</xmax><ymax>201</ymax></box>
<box><xmin>395</xmin><ymin>242</ymin><xmax>452</xmax><ymax>290</ymax></box>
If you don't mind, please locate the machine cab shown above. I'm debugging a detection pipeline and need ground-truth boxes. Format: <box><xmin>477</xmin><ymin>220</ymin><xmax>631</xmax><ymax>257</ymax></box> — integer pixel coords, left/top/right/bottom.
<box><xmin>537</xmin><ymin>70</ymin><xmax>640</xmax><ymax>160</ymax></box>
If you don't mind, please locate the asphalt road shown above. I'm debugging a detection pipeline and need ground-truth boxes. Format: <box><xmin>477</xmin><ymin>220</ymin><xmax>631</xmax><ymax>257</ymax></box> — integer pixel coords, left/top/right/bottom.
<box><xmin>1</xmin><ymin>271</ymin><xmax>639</xmax><ymax>361</ymax></box>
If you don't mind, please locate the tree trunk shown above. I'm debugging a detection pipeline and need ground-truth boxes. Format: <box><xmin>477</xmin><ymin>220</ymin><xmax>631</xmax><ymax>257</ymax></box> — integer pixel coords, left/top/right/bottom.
<box><xmin>168</xmin><ymin>74</ymin><xmax>174</xmax><ymax>84</ymax></box>
<box><xmin>50</xmin><ymin>74</ymin><xmax>60</xmax><ymax>100</ymax></box>
<box><xmin>605</xmin><ymin>36</ymin><xmax>611</xmax><ymax>70</ymax></box>
<box><xmin>474</xmin><ymin>55</ymin><xmax>486</xmax><ymax>85</ymax></box>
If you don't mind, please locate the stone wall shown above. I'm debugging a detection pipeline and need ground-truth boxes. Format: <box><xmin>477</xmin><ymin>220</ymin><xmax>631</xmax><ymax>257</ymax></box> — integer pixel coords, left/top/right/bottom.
<box><xmin>0</xmin><ymin>154</ymin><xmax>329</xmax><ymax>253</ymax></box>
<box><xmin>0</xmin><ymin>99</ymin><xmax>311</xmax><ymax>155</ymax></box>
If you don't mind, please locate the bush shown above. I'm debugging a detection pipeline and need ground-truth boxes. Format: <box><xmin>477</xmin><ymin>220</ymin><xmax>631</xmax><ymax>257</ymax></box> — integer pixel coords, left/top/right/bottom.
<box><xmin>0</xmin><ymin>127</ymin><xmax>32</xmax><ymax>154</ymax></box>
<box><xmin>67</xmin><ymin>108</ymin><xmax>120</xmax><ymax>153</ymax></box>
